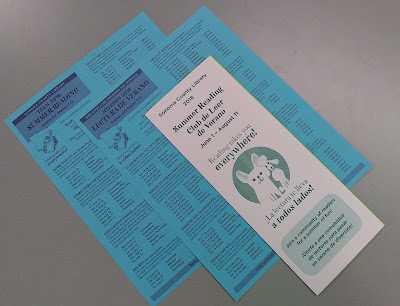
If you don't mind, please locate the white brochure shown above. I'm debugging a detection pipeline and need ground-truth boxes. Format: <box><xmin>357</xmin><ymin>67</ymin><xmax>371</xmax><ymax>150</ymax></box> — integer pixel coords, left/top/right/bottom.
<box><xmin>146</xmin><ymin>56</ymin><xmax>384</xmax><ymax>295</ymax></box>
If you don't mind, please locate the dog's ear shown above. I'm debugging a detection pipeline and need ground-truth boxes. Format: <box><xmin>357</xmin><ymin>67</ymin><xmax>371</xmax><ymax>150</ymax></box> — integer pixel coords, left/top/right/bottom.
<box><xmin>257</xmin><ymin>155</ymin><xmax>268</xmax><ymax>166</ymax></box>
<box><xmin>236</xmin><ymin>171</ymin><xmax>249</xmax><ymax>183</ymax></box>
<box><xmin>269</xmin><ymin>159</ymin><xmax>279</xmax><ymax>165</ymax></box>
<box><xmin>251</xmin><ymin>153</ymin><xmax>259</xmax><ymax>167</ymax></box>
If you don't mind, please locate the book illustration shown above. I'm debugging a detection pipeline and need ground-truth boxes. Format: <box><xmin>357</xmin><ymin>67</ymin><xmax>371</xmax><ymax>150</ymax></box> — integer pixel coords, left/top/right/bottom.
<box><xmin>111</xmin><ymin>126</ymin><xmax>129</xmax><ymax>150</ymax></box>
<box><xmin>38</xmin><ymin>129</ymin><xmax>58</xmax><ymax>153</ymax></box>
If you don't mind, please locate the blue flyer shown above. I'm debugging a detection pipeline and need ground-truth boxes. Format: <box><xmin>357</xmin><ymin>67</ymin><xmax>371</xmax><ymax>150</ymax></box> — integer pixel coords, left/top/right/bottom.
<box><xmin>5</xmin><ymin>13</ymin><xmax>200</xmax><ymax>305</ymax></box>
<box><xmin>74</xmin><ymin>7</ymin><xmax>371</xmax><ymax>301</ymax></box>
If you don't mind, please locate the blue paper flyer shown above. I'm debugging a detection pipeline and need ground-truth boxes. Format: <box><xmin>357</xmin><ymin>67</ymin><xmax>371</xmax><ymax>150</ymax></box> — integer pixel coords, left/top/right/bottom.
<box><xmin>73</xmin><ymin>7</ymin><xmax>372</xmax><ymax>301</ymax></box>
<box><xmin>5</xmin><ymin>13</ymin><xmax>200</xmax><ymax>305</ymax></box>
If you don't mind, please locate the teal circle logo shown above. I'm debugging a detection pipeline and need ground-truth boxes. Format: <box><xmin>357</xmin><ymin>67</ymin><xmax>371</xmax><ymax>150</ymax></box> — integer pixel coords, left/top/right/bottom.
<box><xmin>233</xmin><ymin>147</ymin><xmax>290</xmax><ymax>203</ymax></box>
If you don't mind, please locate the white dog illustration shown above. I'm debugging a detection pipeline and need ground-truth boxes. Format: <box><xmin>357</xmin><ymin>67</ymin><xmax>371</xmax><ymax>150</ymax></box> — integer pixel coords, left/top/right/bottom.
<box><xmin>257</xmin><ymin>155</ymin><xmax>289</xmax><ymax>190</ymax></box>
<box><xmin>236</xmin><ymin>153</ymin><xmax>283</xmax><ymax>202</ymax></box>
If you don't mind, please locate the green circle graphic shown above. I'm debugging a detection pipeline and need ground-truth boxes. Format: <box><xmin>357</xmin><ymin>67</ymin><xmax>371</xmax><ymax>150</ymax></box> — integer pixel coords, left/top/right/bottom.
<box><xmin>232</xmin><ymin>147</ymin><xmax>290</xmax><ymax>203</ymax></box>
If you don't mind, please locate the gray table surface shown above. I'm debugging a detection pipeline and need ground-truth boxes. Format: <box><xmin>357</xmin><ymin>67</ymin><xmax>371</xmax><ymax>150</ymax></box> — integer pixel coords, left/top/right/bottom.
<box><xmin>1</xmin><ymin>0</ymin><xmax>399</xmax><ymax>305</ymax></box>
